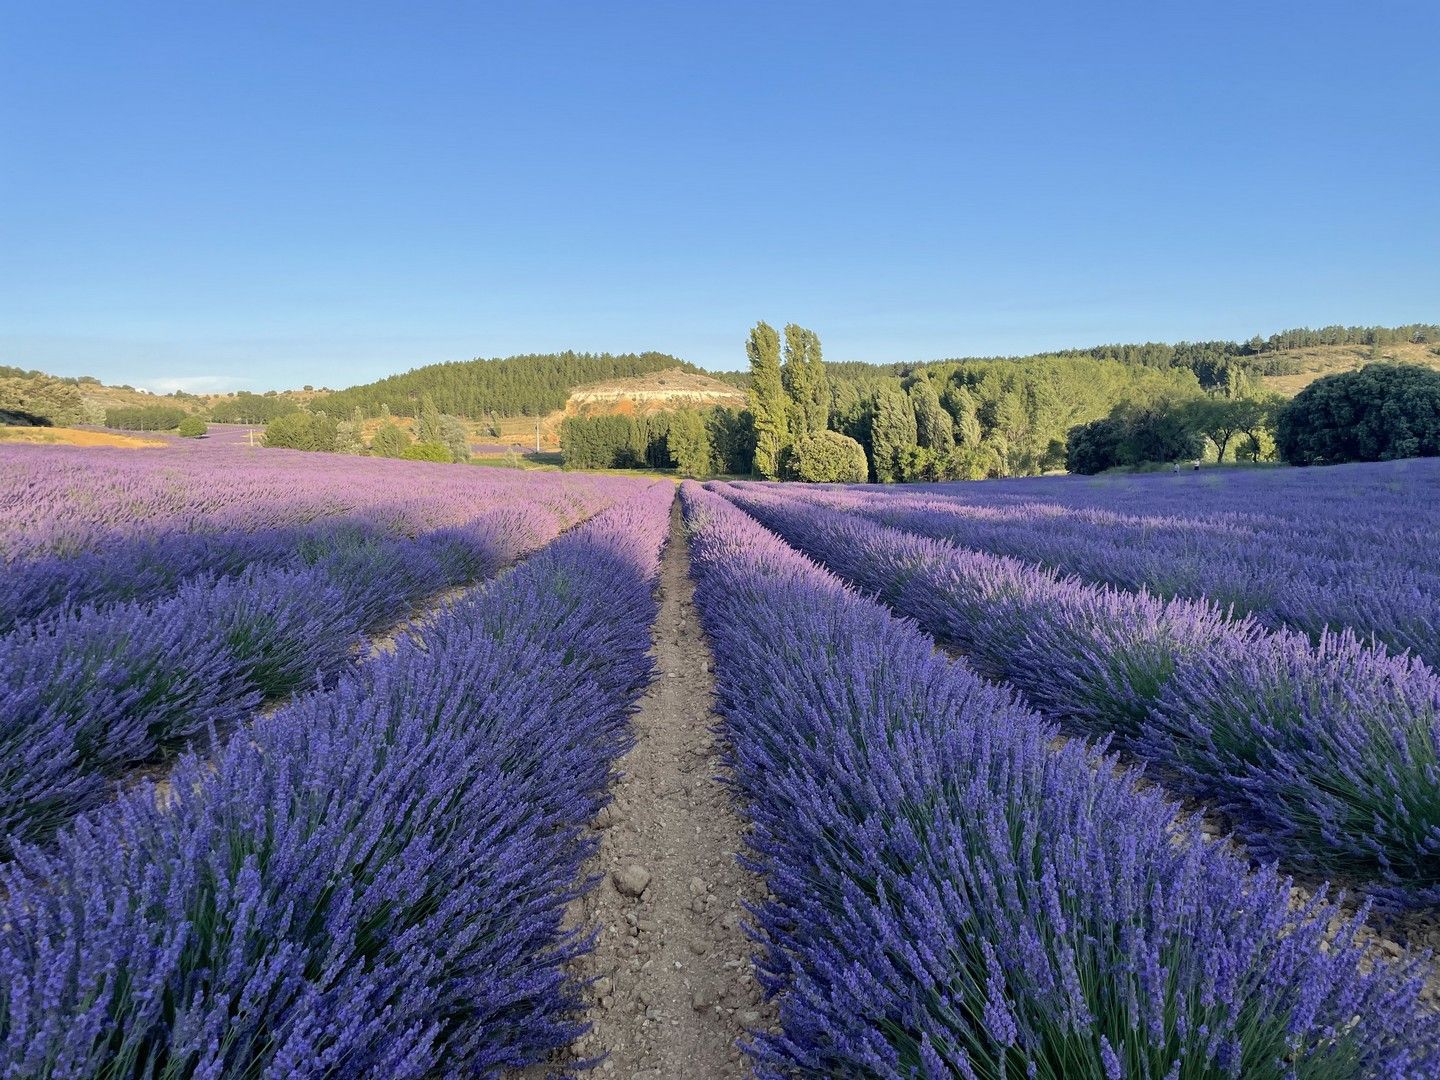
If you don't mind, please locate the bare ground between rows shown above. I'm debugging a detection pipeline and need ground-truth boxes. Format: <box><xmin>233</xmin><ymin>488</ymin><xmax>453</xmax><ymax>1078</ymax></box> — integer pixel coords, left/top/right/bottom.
<box><xmin>515</xmin><ymin>496</ymin><xmax>773</xmax><ymax>1078</ymax></box>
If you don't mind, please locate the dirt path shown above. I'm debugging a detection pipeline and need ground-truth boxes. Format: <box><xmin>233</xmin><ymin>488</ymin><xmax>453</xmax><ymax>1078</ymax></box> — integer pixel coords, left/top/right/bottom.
<box><xmin>523</xmin><ymin>494</ymin><xmax>771</xmax><ymax>1077</ymax></box>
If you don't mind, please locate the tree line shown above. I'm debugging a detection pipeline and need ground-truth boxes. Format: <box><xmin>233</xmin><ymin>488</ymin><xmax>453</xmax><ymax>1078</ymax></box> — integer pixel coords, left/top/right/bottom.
<box><xmin>558</xmin><ymin>408</ymin><xmax>755</xmax><ymax>476</ymax></box>
<box><xmin>263</xmin><ymin>396</ymin><xmax>475</xmax><ymax>463</ymax></box>
<box><xmin>724</xmin><ymin>323</ymin><xmax>1440</xmax><ymax>395</ymax></box>
<box><xmin>209</xmin><ymin>393</ymin><xmax>301</xmax><ymax>424</ymax></box>
<box><xmin>562</xmin><ymin>323</ymin><xmax>1297</xmax><ymax>481</ymax></box>
<box><xmin>1067</xmin><ymin>362</ymin><xmax>1440</xmax><ymax>472</ymax></box>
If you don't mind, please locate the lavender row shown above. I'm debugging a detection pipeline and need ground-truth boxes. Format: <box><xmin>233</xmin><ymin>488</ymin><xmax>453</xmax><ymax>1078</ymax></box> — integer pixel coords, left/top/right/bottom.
<box><xmin>717</xmin><ymin>483</ymin><xmax>1440</xmax><ymax>910</ymax></box>
<box><xmin>680</xmin><ymin>483</ymin><xmax>1438</xmax><ymax>1078</ymax></box>
<box><xmin>0</xmin><ymin>510</ymin><xmax>547</xmax><ymax>637</ymax></box>
<box><xmin>858</xmin><ymin>460</ymin><xmax>1440</xmax><ymax>665</ymax></box>
<box><xmin>0</xmin><ymin>481</ymin><xmax>672</xmax><ymax>1077</ymax></box>
<box><xmin>795</xmin><ymin>474</ymin><xmax>1440</xmax><ymax>666</ymax></box>
<box><xmin>903</xmin><ymin>457</ymin><xmax>1440</xmax><ymax>574</ymax></box>
<box><xmin>0</xmin><ymin>507</ymin><xmax>553</xmax><ymax>851</ymax></box>
<box><xmin>0</xmin><ymin>442</ymin><xmax>638</xmax><ymax>561</ymax></box>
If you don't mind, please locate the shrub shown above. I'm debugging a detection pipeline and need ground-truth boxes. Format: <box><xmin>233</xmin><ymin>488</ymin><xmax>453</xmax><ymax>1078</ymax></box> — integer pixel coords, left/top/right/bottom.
<box><xmin>176</xmin><ymin>416</ymin><xmax>208</xmax><ymax>438</ymax></box>
<box><xmin>399</xmin><ymin>441</ymin><xmax>453</xmax><ymax>463</ymax></box>
<box><xmin>1277</xmin><ymin>363</ymin><xmax>1440</xmax><ymax>465</ymax></box>
<box><xmin>369</xmin><ymin>421</ymin><xmax>412</xmax><ymax>458</ymax></box>
<box><xmin>264</xmin><ymin>411</ymin><xmax>338</xmax><ymax>452</ymax></box>
<box><xmin>787</xmin><ymin>430</ymin><xmax>868</xmax><ymax>483</ymax></box>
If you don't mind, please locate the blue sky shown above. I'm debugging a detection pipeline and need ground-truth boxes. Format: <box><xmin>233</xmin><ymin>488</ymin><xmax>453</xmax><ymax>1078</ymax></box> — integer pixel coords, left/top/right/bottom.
<box><xmin>2</xmin><ymin>1</ymin><xmax>1437</xmax><ymax>391</ymax></box>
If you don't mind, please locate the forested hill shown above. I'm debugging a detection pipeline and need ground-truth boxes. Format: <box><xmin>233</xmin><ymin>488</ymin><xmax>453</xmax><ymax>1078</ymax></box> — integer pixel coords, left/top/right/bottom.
<box><xmin>814</xmin><ymin>324</ymin><xmax>1440</xmax><ymax>392</ymax></box>
<box><xmin>313</xmin><ymin>351</ymin><xmax>699</xmax><ymax>419</ymax></box>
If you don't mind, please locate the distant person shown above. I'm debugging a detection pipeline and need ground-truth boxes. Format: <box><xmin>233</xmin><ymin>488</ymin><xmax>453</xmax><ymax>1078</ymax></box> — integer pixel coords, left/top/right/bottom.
<box><xmin>1192</xmin><ymin>459</ymin><xmax>1201</xmax><ymax>471</ymax></box>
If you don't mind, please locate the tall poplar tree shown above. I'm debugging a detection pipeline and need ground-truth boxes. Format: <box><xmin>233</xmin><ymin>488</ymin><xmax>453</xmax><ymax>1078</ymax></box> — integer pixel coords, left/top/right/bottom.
<box><xmin>805</xmin><ymin>328</ymin><xmax>830</xmax><ymax>432</ymax></box>
<box><xmin>416</xmin><ymin>394</ymin><xmax>442</xmax><ymax>443</ymax></box>
<box><xmin>781</xmin><ymin>325</ymin><xmax>830</xmax><ymax>437</ymax></box>
<box><xmin>747</xmin><ymin>321</ymin><xmax>788</xmax><ymax>479</ymax></box>
<box><xmin>870</xmin><ymin>387</ymin><xmax>918</xmax><ymax>483</ymax></box>
<box><xmin>910</xmin><ymin>379</ymin><xmax>955</xmax><ymax>454</ymax></box>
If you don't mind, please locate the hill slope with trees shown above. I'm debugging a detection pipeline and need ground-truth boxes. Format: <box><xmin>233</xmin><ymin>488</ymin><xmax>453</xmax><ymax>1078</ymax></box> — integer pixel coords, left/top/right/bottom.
<box><xmin>312</xmin><ymin>351</ymin><xmax>699</xmax><ymax>421</ymax></box>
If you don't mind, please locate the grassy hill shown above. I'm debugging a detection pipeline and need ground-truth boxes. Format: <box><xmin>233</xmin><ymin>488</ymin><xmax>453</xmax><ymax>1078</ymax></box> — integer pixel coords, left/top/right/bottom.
<box><xmin>1257</xmin><ymin>341</ymin><xmax>1440</xmax><ymax>395</ymax></box>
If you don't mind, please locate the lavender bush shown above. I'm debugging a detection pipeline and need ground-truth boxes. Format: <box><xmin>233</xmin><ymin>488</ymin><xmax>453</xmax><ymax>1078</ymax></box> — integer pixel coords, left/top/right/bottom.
<box><xmin>0</xmin><ymin>481</ymin><xmax>672</xmax><ymax>1077</ymax></box>
<box><xmin>717</xmin><ymin>482</ymin><xmax>1440</xmax><ymax>908</ymax></box>
<box><xmin>681</xmin><ymin>482</ymin><xmax>1438</xmax><ymax>1078</ymax></box>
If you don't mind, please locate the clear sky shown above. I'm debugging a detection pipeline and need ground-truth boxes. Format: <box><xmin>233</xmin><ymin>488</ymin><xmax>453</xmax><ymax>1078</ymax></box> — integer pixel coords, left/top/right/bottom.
<box><xmin>2</xmin><ymin>1</ymin><xmax>1437</xmax><ymax>392</ymax></box>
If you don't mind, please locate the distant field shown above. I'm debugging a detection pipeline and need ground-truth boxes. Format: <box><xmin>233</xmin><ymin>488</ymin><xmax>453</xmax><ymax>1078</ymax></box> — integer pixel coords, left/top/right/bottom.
<box><xmin>0</xmin><ymin>425</ymin><xmax>166</xmax><ymax>448</ymax></box>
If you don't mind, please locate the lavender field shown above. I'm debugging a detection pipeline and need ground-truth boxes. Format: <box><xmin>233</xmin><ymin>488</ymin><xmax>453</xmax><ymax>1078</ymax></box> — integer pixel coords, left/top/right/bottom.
<box><xmin>4</xmin><ymin>442</ymin><xmax>1440</xmax><ymax>1077</ymax></box>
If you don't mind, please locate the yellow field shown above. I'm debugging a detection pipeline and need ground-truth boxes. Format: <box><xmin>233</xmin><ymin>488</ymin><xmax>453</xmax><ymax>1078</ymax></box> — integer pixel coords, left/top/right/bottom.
<box><xmin>0</xmin><ymin>425</ymin><xmax>168</xmax><ymax>448</ymax></box>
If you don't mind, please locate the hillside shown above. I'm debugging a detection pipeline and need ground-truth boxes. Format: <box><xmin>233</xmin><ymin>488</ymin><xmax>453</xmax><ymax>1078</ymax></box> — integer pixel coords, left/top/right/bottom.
<box><xmin>490</xmin><ymin>368</ymin><xmax>748</xmax><ymax>450</ymax></box>
<box><xmin>567</xmin><ymin>369</ymin><xmax>747</xmax><ymax>414</ymax></box>
<box><xmin>312</xmin><ymin>351</ymin><xmax>700</xmax><ymax>421</ymax></box>
<box><xmin>1256</xmin><ymin>341</ymin><xmax>1440</xmax><ymax>395</ymax></box>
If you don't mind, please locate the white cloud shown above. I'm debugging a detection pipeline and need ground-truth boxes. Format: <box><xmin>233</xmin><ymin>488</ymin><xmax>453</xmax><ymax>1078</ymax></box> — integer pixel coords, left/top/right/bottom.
<box><xmin>141</xmin><ymin>375</ymin><xmax>257</xmax><ymax>394</ymax></box>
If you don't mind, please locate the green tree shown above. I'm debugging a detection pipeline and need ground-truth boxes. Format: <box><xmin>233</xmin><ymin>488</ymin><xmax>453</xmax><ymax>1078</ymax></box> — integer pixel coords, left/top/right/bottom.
<box><xmin>334</xmin><ymin>420</ymin><xmax>363</xmax><ymax>455</ymax></box>
<box><xmin>1182</xmin><ymin>397</ymin><xmax>1246</xmax><ymax>461</ymax></box>
<box><xmin>782</xmin><ymin>325</ymin><xmax>828</xmax><ymax>437</ymax></box>
<box><xmin>416</xmin><ymin>394</ymin><xmax>443</xmax><ymax>443</ymax></box>
<box><xmin>667</xmin><ymin>408</ymin><xmax>715</xmax><ymax>477</ymax></box>
<box><xmin>747</xmin><ymin>322</ymin><xmax>788</xmax><ymax>479</ymax></box>
<box><xmin>263</xmin><ymin>411</ymin><xmax>338</xmax><ymax>452</ymax></box>
<box><xmin>369</xmin><ymin>420</ymin><xmax>412</xmax><ymax>458</ymax></box>
<box><xmin>1277</xmin><ymin>364</ymin><xmax>1440</xmax><ymax>465</ymax></box>
<box><xmin>898</xmin><ymin>445</ymin><xmax>948</xmax><ymax>482</ymax></box>
<box><xmin>1065</xmin><ymin>416</ymin><xmax>1126</xmax><ymax>474</ymax></box>
<box><xmin>788</xmin><ymin>431</ymin><xmax>868</xmax><ymax>483</ymax></box>
<box><xmin>1115</xmin><ymin>400</ymin><xmax>1204</xmax><ymax>466</ymax></box>
<box><xmin>176</xmin><ymin>416</ymin><xmax>208</xmax><ymax>438</ymax></box>
<box><xmin>706</xmin><ymin>407</ymin><xmax>755</xmax><ymax>475</ymax></box>
<box><xmin>436</xmin><ymin>414</ymin><xmax>471</xmax><ymax>462</ymax></box>
<box><xmin>1232</xmin><ymin>393</ymin><xmax>1282</xmax><ymax>462</ymax></box>
<box><xmin>946</xmin><ymin>441</ymin><xmax>1003</xmax><ymax>480</ymax></box>
<box><xmin>909</xmin><ymin>379</ymin><xmax>954</xmax><ymax>454</ymax></box>
<box><xmin>870</xmin><ymin>388</ymin><xmax>918</xmax><ymax>483</ymax></box>
<box><xmin>559</xmin><ymin>414</ymin><xmax>645</xmax><ymax>469</ymax></box>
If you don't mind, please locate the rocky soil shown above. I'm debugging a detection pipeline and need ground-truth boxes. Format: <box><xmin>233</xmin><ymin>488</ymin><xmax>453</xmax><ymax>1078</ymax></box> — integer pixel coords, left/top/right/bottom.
<box><xmin>518</xmin><ymin>495</ymin><xmax>774</xmax><ymax>1077</ymax></box>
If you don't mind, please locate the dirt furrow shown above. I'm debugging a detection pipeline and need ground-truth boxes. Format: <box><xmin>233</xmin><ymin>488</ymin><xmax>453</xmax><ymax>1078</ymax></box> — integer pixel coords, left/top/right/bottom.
<box><xmin>525</xmin><ymin>494</ymin><xmax>772</xmax><ymax>1077</ymax></box>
